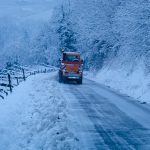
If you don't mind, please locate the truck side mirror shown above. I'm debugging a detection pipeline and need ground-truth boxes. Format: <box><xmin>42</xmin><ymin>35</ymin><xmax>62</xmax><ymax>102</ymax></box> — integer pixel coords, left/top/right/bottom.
<box><xmin>81</xmin><ymin>59</ymin><xmax>84</xmax><ymax>64</ymax></box>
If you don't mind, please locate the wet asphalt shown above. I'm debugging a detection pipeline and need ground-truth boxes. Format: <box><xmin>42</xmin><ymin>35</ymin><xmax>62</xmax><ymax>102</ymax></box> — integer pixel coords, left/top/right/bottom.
<box><xmin>62</xmin><ymin>79</ymin><xmax>150</xmax><ymax>150</ymax></box>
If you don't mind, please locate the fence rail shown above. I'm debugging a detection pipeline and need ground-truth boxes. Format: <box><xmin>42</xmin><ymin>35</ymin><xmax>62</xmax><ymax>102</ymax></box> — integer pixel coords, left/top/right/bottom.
<box><xmin>0</xmin><ymin>66</ymin><xmax>56</xmax><ymax>99</ymax></box>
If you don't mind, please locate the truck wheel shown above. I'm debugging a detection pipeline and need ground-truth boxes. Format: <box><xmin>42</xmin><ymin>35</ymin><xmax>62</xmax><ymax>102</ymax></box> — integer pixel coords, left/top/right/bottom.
<box><xmin>77</xmin><ymin>78</ymin><xmax>82</xmax><ymax>84</ymax></box>
<box><xmin>59</xmin><ymin>73</ymin><xmax>62</xmax><ymax>83</ymax></box>
<box><xmin>63</xmin><ymin>77</ymin><xmax>67</xmax><ymax>84</ymax></box>
<box><xmin>59</xmin><ymin>77</ymin><xmax>62</xmax><ymax>83</ymax></box>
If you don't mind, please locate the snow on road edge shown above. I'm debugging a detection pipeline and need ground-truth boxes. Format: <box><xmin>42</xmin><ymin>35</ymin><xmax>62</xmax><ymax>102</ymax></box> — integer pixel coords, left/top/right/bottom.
<box><xmin>85</xmin><ymin>67</ymin><xmax>150</xmax><ymax>105</ymax></box>
<box><xmin>0</xmin><ymin>72</ymin><xmax>79</xmax><ymax>150</ymax></box>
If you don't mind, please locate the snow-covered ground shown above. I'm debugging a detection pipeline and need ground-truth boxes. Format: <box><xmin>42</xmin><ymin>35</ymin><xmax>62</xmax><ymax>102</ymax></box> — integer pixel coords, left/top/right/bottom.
<box><xmin>86</xmin><ymin>66</ymin><xmax>150</xmax><ymax>105</ymax></box>
<box><xmin>0</xmin><ymin>0</ymin><xmax>150</xmax><ymax>147</ymax></box>
<box><xmin>0</xmin><ymin>72</ymin><xmax>79</xmax><ymax>150</ymax></box>
<box><xmin>1</xmin><ymin>72</ymin><xmax>150</xmax><ymax>149</ymax></box>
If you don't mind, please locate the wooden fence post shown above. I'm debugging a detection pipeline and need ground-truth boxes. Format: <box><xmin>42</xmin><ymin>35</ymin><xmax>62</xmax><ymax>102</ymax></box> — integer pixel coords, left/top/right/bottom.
<box><xmin>22</xmin><ymin>69</ymin><xmax>26</xmax><ymax>81</ymax></box>
<box><xmin>16</xmin><ymin>77</ymin><xmax>19</xmax><ymax>85</ymax></box>
<box><xmin>8</xmin><ymin>74</ymin><xmax>12</xmax><ymax>93</ymax></box>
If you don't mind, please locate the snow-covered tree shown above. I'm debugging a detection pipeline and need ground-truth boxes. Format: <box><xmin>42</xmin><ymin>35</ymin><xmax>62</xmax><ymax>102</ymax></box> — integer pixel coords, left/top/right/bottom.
<box><xmin>56</xmin><ymin>4</ymin><xmax>77</xmax><ymax>52</ymax></box>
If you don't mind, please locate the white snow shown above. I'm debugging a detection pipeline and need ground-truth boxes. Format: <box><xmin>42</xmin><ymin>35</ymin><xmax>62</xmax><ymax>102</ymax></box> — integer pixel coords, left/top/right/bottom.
<box><xmin>0</xmin><ymin>72</ymin><xmax>79</xmax><ymax>150</ymax></box>
<box><xmin>86</xmin><ymin>64</ymin><xmax>150</xmax><ymax>104</ymax></box>
<box><xmin>0</xmin><ymin>71</ymin><xmax>150</xmax><ymax>149</ymax></box>
<box><xmin>0</xmin><ymin>2</ymin><xmax>150</xmax><ymax>147</ymax></box>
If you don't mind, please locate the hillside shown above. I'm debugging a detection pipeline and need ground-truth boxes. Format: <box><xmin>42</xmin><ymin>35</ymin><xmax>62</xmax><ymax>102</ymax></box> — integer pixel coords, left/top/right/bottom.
<box><xmin>49</xmin><ymin>0</ymin><xmax>150</xmax><ymax>103</ymax></box>
<box><xmin>1</xmin><ymin>1</ymin><xmax>150</xmax><ymax>149</ymax></box>
<box><xmin>0</xmin><ymin>0</ymin><xmax>150</xmax><ymax>102</ymax></box>
<box><xmin>0</xmin><ymin>0</ymin><xmax>56</xmax><ymax>67</ymax></box>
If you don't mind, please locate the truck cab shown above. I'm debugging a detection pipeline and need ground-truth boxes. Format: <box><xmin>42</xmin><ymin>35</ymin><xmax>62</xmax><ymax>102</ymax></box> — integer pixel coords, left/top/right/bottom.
<box><xmin>59</xmin><ymin>52</ymin><xmax>83</xmax><ymax>84</ymax></box>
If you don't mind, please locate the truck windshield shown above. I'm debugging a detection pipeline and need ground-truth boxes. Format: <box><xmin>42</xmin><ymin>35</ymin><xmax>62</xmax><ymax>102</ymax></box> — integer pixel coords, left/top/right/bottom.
<box><xmin>64</xmin><ymin>55</ymin><xmax>80</xmax><ymax>62</ymax></box>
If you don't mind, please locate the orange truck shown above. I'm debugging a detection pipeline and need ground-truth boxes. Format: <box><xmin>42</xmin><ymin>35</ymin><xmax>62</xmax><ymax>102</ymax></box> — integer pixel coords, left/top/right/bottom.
<box><xmin>59</xmin><ymin>51</ymin><xmax>83</xmax><ymax>84</ymax></box>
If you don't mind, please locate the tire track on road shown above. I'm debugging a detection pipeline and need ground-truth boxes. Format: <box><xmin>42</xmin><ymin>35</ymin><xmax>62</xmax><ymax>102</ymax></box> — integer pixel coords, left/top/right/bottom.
<box><xmin>70</xmin><ymin>84</ymin><xmax>150</xmax><ymax>150</ymax></box>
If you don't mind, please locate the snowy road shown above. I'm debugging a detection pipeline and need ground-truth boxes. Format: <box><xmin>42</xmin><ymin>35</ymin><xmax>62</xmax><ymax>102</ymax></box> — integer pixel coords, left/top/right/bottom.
<box><xmin>61</xmin><ymin>78</ymin><xmax>150</xmax><ymax>149</ymax></box>
<box><xmin>0</xmin><ymin>72</ymin><xmax>150</xmax><ymax>150</ymax></box>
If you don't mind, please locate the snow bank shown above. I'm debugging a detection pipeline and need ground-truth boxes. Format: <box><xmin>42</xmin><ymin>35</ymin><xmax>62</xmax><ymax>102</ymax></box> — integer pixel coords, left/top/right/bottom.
<box><xmin>0</xmin><ymin>72</ymin><xmax>79</xmax><ymax>150</ymax></box>
<box><xmin>88</xmin><ymin>65</ymin><xmax>150</xmax><ymax>104</ymax></box>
